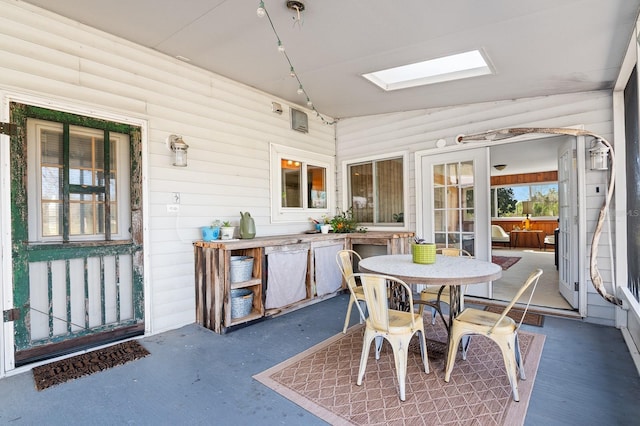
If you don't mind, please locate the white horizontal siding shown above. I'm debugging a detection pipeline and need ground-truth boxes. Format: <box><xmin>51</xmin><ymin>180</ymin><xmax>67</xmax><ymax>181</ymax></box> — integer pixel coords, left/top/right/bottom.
<box><xmin>336</xmin><ymin>91</ymin><xmax>618</xmax><ymax>324</ymax></box>
<box><xmin>0</xmin><ymin>1</ymin><xmax>335</xmax><ymax>337</ymax></box>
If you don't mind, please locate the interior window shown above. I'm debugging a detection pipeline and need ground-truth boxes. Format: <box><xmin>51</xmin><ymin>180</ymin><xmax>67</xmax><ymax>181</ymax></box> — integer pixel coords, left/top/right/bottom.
<box><xmin>346</xmin><ymin>154</ymin><xmax>406</xmax><ymax>227</ymax></box>
<box><xmin>280</xmin><ymin>159</ymin><xmax>326</xmax><ymax>209</ymax></box>
<box><xmin>270</xmin><ymin>144</ymin><xmax>333</xmax><ymax>223</ymax></box>
<box><xmin>491</xmin><ymin>183</ymin><xmax>559</xmax><ymax>218</ymax></box>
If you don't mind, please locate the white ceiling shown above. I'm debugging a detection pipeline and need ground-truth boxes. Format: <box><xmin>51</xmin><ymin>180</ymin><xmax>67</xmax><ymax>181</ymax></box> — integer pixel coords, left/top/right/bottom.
<box><xmin>22</xmin><ymin>0</ymin><xmax>640</xmax><ymax>120</ymax></box>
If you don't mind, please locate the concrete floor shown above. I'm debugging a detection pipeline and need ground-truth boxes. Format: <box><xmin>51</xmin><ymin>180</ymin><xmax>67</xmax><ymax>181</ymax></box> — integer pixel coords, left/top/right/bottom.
<box><xmin>0</xmin><ymin>294</ymin><xmax>638</xmax><ymax>425</ymax></box>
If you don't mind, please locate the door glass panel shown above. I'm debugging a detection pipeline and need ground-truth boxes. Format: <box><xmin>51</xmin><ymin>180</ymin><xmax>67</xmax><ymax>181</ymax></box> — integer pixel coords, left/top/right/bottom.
<box><xmin>432</xmin><ymin>160</ymin><xmax>476</xmax><ymax>255</ymax></box>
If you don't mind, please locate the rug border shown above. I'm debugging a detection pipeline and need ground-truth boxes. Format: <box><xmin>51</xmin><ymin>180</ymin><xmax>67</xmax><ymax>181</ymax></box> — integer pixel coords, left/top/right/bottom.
<box><xmin>254</xmin><ymin>326</ymin><xmax>545</xmax><ymax>426</ymax></box>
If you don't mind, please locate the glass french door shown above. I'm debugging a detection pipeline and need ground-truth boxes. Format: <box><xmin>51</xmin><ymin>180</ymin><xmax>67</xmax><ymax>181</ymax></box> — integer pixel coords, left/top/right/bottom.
<box><xmin>419</xmin><ymin>147</ymin><xmax>491</xmax><ymax>297</ymax></box>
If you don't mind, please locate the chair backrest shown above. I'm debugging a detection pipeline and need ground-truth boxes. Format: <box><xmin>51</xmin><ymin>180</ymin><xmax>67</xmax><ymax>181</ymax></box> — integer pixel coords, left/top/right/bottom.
<box><xmin>492</xmin><ymin>225</ymin><xmax>509</xmax><ymax>238</ymax></box>
<box><xmin>336</xmin><ymin>249</ymin><xmax>362</xmax><ymax>292</ymax></box>
<box><xmin>352</xmin><ymin>273</ymin><xmax>418</xmax><ymax>332</ymax></box>
<box><xmin>489</xmin><ymin>269</ymin><xmax>543</xmax><ymax>334</ymax></box>
<box><xmin>436</xmin><ymin>247</ymin><xmax>472</xmax><ymax>258</ymax></box>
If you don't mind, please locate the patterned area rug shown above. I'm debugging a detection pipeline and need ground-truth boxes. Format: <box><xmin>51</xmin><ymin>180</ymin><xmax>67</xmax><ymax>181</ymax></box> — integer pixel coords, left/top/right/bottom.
<box><xmin>254</xmin><ymin>316</ymin><xmax>545</xmax><ymax>426</ymax></box>
<box><xmin>32</xmin><ymin>340</ymin><xmax>150</xmax><ymax>391</ymax></box>
<box><xmin>491</xmin><ymin>255</ymin><xmax>521</xmax><ymax>270</ymax></box>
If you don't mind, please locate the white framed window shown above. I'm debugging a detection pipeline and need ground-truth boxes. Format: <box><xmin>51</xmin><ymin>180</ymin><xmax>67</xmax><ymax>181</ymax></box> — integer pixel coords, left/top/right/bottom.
<box><xmin>342</xmin><ymin>151</ymin><xmax>409</xmax><ymax>230</ymax></box>
<box><xmin>490</xmin><ymin>183</ymin><xmax>559</xmax><ymax>219</ymax></box>
<box><xmin>27</xmin><ymin>118</ymin><xmax>131</xmax><ymax>242</ymax></box>
<box><xmin>270</xmin><ymin>143</ymin><xmax>334</xmax><ymax>223</ymax></box>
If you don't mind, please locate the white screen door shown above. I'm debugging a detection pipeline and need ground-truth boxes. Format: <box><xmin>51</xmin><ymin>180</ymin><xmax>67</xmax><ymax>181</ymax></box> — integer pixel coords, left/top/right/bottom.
<box><xmin>418</xmin><ymin>147</ymin><xmax>491</xmax><ymax>298</ymax></box>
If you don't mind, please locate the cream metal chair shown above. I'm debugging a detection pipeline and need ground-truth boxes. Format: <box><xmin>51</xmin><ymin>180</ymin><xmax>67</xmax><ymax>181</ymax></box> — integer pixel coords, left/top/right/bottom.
<box><xmin>351</xmin><ymin>273</ymin><xmax>429</xmax><ymax>401</ymax></box>
<box><xmin>336</xmin><ymin>249</ymin><xmax>366</xmax><ymax>333</ymax></box>
<box><xmin>419</xmin><ymin>248</ymin><xmax>472</xmax><ymax>325</ymax></box>
<box><xmin>491</xmin><ymin>224</ymin><xmax>511</xmax><ymax>247</ymax></box>
<box><xmin>444</xmin><ymin>268</ymin><xmax>543</xmax><ymax>402</ymax></box>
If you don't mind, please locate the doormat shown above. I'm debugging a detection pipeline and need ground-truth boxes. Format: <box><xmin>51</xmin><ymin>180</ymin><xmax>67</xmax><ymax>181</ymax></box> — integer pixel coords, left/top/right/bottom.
<box><xmin>492</xmin><ymin>255</ymin><xmax>522</xmax><ymax>270</ymax></box>
<box><xmin>254</xmin><ymin>319</ymin><xmax>545</xmax><ymax>426</ymax></box>
<box><xmin>32</xmin><ymin>340</ymin><xmax>150</xmax><ymax>391</ymax></box>
<box><xmin>484</xmin><ymin>305</ymin><xmax>545</xmax><ymax>327</ymax></box>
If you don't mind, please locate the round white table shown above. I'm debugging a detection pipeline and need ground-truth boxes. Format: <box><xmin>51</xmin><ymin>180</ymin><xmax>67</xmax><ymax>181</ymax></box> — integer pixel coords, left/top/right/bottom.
<box><xmin>358</xmin><ymin>254</ymin><xmax>502</xmax><ymax>340</ymax></box>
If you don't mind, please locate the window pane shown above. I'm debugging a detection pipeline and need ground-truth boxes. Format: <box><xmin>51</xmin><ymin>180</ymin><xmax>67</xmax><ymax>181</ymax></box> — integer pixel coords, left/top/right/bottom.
<box><xmin>69</xmin><ymin>203</ymin><xmax>95</xmax><ymax>235</ymax></box>
<box><xmin>307</xmin><ymin>165</ymin><xmax>326</xmax><ymax>209</ymax></box>
<box><xmin>41</xmin><ymin>166</ymin><xmax>62</xmax><ymax>201</ymax></box>
<box><xmin>69</xmin><ymin>133</ymin><xmax>94</xmax><ymax>169</ymax></box>
<box><xmin>376</xmin><ymin>158</ymin><xmax>403</xmax><ymax>223</ymax></box>
<box><xmin>281</xmin><ymin>158</ymin><xmax>301</xmax><ymax>207</ymax></box>
<box><xmin>349</xmin><ymin>157</ymin><xmax>404</xmax><ymax>225</ymax></box>
<box><xmin>350</xmin><ymin>163</ymin><xmax>373</xmax><ymax>223</ymax></box>
<box><xmin>69</xmin><ymin>169</ymin><xmax>92</xmax><ymax>186</ymax></box>
<box><xmin>41</xmin><ymin>202</ymin><xmax>62</xmax><ymax>236</ymax></box>
<box><xmin>492</xmin><ymin>183</ymin><xmax>558</xmax><ymax>217</ymax></box>
<box><xmin>41</xmin><ymin>129</ymin><xmax>62</xmax><ymax>165</ymax></box>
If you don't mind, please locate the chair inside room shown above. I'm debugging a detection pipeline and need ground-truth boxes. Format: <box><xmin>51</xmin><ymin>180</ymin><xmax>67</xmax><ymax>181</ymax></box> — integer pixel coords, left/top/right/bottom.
<box><xmin>351</xmin><ymin>273</ymin><xmax>430</xmax><ymax>401</ymax></box>
<box><xmin>419</xmin><ymin>248</ymin><xmax>472</xmax><ymax>325</ymax></box>
<box><xmin>336</xmin><ymin>249</ymin><xmax>366</xmax><ymax>333</ymax></box>
<box><xmin>543</xmin><ymin>233</ymin><xmax>555</xmax><ymax>251</ymax></box>
<box><xmin>491</xmin><ymin>224</ymin><xmax>511</xmax><ymax>248</ymax></box>
<box><xmin>444</xmin><ymin>268</ymin><xmax>544</xmax><ymax>402</ymax></box>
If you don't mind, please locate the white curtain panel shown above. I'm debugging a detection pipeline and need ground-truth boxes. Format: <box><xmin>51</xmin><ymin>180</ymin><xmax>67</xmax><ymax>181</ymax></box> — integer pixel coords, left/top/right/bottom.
<box><xmin>265</xmin><ymin>249</ymin><xmax>308</xmax><ymax>309</ymax></box>
<box><xmin>314</xmin><ymin>244</ymin><xmax>343</xmax><ymax>296</ymax></box>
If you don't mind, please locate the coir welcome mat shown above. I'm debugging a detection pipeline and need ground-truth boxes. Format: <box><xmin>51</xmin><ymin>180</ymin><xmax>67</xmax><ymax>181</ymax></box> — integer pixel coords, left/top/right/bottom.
<box><xmin>32</xmin><ymin>340</ymin><xmax>150</xmax><ymax>391</ymax></box>
<box><xmin>254</xmin><ymin>318</ymin><xmax>545</xmax><ymax>426</ymax></box>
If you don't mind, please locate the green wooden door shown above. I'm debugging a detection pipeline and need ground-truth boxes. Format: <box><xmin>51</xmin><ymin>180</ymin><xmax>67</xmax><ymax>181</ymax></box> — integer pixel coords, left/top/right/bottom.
<box><xmin>9</xmin><ymin>103</ymin><xmax>144</xmax><ymax>366</ymax></box>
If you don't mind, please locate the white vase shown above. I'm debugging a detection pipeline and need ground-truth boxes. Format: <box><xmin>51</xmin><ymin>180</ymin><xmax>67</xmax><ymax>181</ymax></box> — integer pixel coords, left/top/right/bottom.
<box><xmin>220</xmin><ymin>226</ymin><xmax>235</xmax><ymax>240</ymax></box>
<box><xmin>320</xmin><ymin>225</ymin><xmax>331</xmax><ymax>234</ymax></box>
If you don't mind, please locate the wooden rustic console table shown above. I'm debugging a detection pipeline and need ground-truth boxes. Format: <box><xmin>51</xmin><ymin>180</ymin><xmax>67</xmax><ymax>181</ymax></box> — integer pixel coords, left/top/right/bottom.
<box><xmin>194</xmin><ymin>231</ymin><xmax>413</xmax><ymax>333</ymax></box>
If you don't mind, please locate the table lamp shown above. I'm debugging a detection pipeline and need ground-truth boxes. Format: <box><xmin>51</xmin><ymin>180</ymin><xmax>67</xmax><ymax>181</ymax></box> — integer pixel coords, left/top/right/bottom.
<box><xmin>521</xmin><ymin>201</ymin><xmax>533</xmax><ymax>230</ymax></box>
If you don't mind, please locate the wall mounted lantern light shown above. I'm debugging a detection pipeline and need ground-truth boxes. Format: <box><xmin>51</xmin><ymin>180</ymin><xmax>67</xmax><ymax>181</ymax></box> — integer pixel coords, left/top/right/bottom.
<box><xmin>167</xmin><ymin>135</ymin><xmax>189</xmax><ymax>167</ymax></box>
<box><xmin>589</xmin><ymin>138</ymin><xmax>609</xmax><ymax>171</ymax></box>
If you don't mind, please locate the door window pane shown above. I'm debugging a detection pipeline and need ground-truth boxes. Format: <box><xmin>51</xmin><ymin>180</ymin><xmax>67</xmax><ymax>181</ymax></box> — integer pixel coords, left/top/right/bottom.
<box><xmin>433</xmin><ymin>160</ymin><xmax>475</xmax><ymax>255</ymax></box>
<box><xmin>34</xmin><ymin>120</ymin><xmax>126</xmax><ymax>241</ymax></box>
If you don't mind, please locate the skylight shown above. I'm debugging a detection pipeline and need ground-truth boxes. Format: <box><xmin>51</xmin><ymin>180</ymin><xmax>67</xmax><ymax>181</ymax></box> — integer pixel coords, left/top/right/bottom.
<box><xmin>362</xmin><ymin>50</ymin><xmax>493</xmax><ymax>91</ymax></box>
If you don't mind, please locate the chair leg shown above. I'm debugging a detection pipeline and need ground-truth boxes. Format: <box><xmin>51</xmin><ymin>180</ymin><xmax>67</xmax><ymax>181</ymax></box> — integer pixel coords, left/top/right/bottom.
<box><xmin>430</xmin><ymin>307</ymin><xmax>437</xmax><ymax>325</ymax></box>
<box><xmin>416</xmin><ymin>330</ymin><xmax>430</xmax><ymax>374</ymax></box>
<box><xmin>460</xmin><ymin>335</ymin><xmax>471</xmax><ymax>360</ymax></box>
<box><xmin>357</xmin><ymin>330</ymin><xmax>375</xmax><ymax>386</ymax></box>
<box><xmin>342</xmin><ymin>295</ymin><xmax>355</xmax><ymax>333</ymax></box>
<box><xmin>358</xmin><ymin>300</ymin><xmax>367</xmax><ymax>324</ymax></box>
<box><xmin>495</xmin><ymin>334</ymin><xmax>521</xmax><ymax>402</ymax></box>
<box><xmin>391</xmin><ymin>341</ymin><xmax>408</xmax><ymax>401</ymax></box>
<box><xmin>374</xmin><ymin>335</ymin><xmax>384</xmax><ymax>360</ymax></box>
<box><xmin>514</xmin><ymin>333</ymin><xmax>526</xmax><ymax>380</ymax></box>
<box><xmin>444</xmin><ymin>328</ymin><xmax>465</xmax><ymax>382</ymax></box>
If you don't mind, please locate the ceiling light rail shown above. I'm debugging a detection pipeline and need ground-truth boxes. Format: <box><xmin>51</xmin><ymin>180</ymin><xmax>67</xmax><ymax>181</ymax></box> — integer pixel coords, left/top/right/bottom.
<box><xmin>256</xmin><ymin>1</ymin><xmax>336</xmax><ymax>125</ymax></box>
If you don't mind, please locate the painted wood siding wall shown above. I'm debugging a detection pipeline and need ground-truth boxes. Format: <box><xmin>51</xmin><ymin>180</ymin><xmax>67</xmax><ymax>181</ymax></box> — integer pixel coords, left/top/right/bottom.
<box><xmin>0</xmin><ymin>2</ymin><xmax>335</xmax><ymax>333</ymax></box>
<box><xmin>336</xmin><ymin>91</ymin><xmax>617</xmax><ymax>325</ymax></box>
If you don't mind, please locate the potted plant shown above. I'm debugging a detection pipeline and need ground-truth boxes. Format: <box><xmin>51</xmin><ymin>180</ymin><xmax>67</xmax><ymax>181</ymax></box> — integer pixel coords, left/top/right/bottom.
<box><xmin>201</xmin><ymin>220</ymin><xmax>221</xmax><ymax>241</ymax></box>
<box><xmin>220</xmin><ymin>220</ymin><xmax>235</xmax><ymax>240</ymax></box>
<box><xmin>328</xmin><ymin>208</ymin><xmax>366</xmax><ymax>233</ymax></box>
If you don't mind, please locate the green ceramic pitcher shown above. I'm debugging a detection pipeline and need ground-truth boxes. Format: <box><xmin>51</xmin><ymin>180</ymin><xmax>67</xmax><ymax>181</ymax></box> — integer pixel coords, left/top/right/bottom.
<box><xmin>239</xmin><ymin>211</ymin><xmax>256</xmax><ymax>239</ymax></box>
